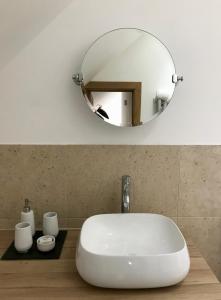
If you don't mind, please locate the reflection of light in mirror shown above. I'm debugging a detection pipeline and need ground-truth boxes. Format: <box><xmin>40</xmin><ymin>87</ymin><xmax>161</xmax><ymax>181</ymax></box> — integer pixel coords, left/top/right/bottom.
<box><xmin>92</xmin><ymin>92</ymin><xmax>132</xmax><ymax>126</ymax></box>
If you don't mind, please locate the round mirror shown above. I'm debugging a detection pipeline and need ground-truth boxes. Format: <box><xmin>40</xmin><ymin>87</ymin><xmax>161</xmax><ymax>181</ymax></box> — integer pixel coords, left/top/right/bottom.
<box><xmin>74</xmin><ymin>28</ymin><xmax>181</xmax><ymax>127</ymax></box>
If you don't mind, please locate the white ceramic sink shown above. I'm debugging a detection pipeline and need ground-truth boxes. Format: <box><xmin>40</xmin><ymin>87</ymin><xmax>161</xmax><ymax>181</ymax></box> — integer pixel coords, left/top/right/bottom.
<box><xmin>76</xmin><ymin>213</ymin><xmax>190</xmax><ymax>288</ymax></box>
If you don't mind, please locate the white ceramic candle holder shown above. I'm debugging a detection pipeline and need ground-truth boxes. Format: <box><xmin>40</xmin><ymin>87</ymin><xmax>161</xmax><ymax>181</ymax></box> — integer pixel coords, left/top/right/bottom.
<box><xmin>37</xmin><ymin>235</ymin><xmax>55</xmax><ymax>252</ymax></box>
<box><xmin>43</xmin><ymin>212</ymin><xmax>59</xmax><ymax>237</ymax></box>
<box><xmin>14</xmin><ymin>222</ymin><xmax>33</xmax><ymax>253</ymax></box>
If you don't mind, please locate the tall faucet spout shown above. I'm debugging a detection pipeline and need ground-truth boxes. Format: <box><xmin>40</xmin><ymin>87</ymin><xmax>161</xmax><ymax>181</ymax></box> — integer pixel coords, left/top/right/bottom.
<box><xmin>121</xmin><ymin>175</ymin><xmax>131</xmax><ymax>213</ymax></box>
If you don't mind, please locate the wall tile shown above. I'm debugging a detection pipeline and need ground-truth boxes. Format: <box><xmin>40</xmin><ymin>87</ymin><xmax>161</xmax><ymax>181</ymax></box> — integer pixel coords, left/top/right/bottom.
<box><xmin>0</xmin><ymin>146</ymin><xmax>24</xmax><ymax>220</ymax></box>
<box><xmin>179</xmin><ymin>146</ymin><xmax>221</xmax><ymax>217</ymax></box>
<box><xmin>128</xmin><ymin>146</ymin><xmax>179</xmax><ymax>216</ymax></box>
<box><xmin>21</xmin><ymin>146</ymin><xmax>68</xmax><ymax>223</ymax></box>
<box><xmin>178</xmin><ymin>217</ymin><xmax>221</xmax><ymax>280</ymax></box>
<box><xmin>0</xmin><ymin>145</ymin><xmax>179</xmax><ymax>225</ymax></box>
<box><xmin>65</xmin><ymin>145</ymin><xmax>121</xmax><ymax>217</ymax></box>
<box><xmin>65</xmin><ymin>146</ymin><xmax>179</xmax><ymax>218</ymax></box>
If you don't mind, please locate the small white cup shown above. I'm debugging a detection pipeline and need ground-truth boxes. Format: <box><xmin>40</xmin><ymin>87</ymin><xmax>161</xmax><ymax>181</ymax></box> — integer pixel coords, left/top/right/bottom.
<box><xmin>37</xmin><ymin>235</ymin><xmax>55</xmax><ymax>252</ymax></box>
<box><xmin>43</xmin><ymin>212</ymin><xmax>59</xmax><ymax>237</ymax></box>
<box><xmin>14</xmin><ymin>222</ymin><xmax>33</xmax><ymax>253</ymax></box>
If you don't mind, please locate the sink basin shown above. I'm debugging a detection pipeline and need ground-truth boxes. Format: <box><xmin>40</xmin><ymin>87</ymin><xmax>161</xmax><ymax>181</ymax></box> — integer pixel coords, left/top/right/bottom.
<box><xmin>76</xmin><ymin>213</ymin><xmax>190</xmax><ymax>288</ymax></box>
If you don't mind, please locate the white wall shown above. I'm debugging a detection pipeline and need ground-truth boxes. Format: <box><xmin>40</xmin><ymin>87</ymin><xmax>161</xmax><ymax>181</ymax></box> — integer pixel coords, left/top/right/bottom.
<box><xmin>0</xmin><ymin>0</ymin><xmax>220</xmax><ymax>145</ymax></box>
<box><xmin>0</xmin><ymin>0</ymin><xmax>73</xmax><ymax>70</ymax></box>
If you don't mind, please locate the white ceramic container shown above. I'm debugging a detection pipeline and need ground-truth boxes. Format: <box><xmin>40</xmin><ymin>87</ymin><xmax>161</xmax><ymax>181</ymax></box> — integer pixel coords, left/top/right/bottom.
<box><xmin>43</xmin><ymin>212</ymin><xmax>59</xmax><ymax>237</ymax></box>
<box><xmin>14</xmin><ymin>222</ymin><xmax>33</xmax><ymax>253</ymax></box>
<box><xmin>76</xmin><ymin>213</ymin><xmax>190</xmax><ymax>289</ymax></box>
<box><xmin>37</xmin><ymin>235</ymin><xmax>55</xmax><ymax>252</ymax></box>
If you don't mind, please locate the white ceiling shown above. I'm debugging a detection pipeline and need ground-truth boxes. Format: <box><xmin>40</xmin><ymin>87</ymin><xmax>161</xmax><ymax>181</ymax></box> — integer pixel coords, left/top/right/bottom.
<box><xmin>0</xmin><ymin>0</ymin><xmax>73</xmax><ymax>70</ymax></box>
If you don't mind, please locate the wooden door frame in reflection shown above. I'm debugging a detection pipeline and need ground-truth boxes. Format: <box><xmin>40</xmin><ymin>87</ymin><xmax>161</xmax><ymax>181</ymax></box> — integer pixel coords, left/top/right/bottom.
<box><xmin>83</xmin><ymin>81</ymin><xmax>142</xmax><ymax>126</ymax></box>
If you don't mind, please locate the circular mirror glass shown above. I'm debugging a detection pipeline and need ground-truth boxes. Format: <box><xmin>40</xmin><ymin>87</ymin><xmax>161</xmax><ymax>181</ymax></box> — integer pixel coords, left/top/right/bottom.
<box><xmin>80</xmin><ymin>28</ymin><xmax>176</xmax><ymax>127</ymax></box>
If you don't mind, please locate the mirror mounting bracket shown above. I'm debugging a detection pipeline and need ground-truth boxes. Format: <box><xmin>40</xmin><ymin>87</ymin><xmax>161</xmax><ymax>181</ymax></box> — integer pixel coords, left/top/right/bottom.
<box><xmin>172</xmin><ymin>74</ymin><xmax>183</xmax><ymax>84</ymax></box>
<box><xmin>72</xmin><ymin>73</ymin><xmax>83</xmax><ymax>86</ymax></box>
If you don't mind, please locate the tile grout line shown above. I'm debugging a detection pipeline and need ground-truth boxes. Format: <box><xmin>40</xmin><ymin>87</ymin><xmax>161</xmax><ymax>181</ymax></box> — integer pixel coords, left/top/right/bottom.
<box><xmin>177</xmin><ymin>146</ymin><xmax>181</xmax><ymax>225</ymax></box>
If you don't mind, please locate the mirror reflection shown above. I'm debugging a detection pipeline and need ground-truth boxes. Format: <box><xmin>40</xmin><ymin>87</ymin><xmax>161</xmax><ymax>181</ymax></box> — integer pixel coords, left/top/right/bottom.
<box><xmin>74</xmin><ymin>28</ymin><xmax>181</xmax><ymax>127</ymax></box>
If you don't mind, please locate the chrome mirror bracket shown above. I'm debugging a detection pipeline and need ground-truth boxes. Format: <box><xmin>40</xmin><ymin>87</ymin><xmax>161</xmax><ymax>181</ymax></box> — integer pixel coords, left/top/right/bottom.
<box><xmin>72</xmin><ymin>73</ymin><xmax>83</xmax><ymax>86</ymax></box>
<box><xmin>172</xmin><ymin>74</ymin><xmax>183</xmax><ymax>84</ymax></box>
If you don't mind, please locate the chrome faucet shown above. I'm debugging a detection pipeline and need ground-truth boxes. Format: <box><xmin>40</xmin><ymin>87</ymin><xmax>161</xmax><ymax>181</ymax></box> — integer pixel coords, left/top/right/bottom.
<box><xmin>121</xmin><ymin>175</ymin><xmax>131</xmax><ymax>213</ymax></box>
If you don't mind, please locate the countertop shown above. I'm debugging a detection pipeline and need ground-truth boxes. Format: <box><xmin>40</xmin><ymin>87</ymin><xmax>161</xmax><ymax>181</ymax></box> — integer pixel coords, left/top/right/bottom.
<box><xmin>0</xmin><ymin>229</ymin><xmax>221</xmax><ymax>299</ymax></box>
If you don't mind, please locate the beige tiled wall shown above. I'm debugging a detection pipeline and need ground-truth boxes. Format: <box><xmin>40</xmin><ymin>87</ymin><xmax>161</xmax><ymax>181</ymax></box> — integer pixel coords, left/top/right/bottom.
<box><xmin>177</xmin><ymin>146</ymin><xmax>221</xmax><ymax>280</ymax></box>
<box><xmin>0</xmin><ymin>145</ymin><xmax>221</xmax><ymax>280</ymax></box>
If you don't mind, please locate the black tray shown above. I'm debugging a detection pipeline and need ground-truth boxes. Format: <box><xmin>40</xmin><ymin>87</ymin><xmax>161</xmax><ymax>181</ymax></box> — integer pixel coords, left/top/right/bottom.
<box><xmin>1</xmin><ymin>230</ymin><xmax>67</xmax><ymax>260</ymax></box>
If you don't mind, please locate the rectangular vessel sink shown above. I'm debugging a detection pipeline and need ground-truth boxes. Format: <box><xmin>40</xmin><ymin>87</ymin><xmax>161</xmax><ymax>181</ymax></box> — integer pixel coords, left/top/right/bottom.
<box><xmin>76</xmin><ymin>213</ymin><xmax>190</xmax><ymax>288</ymax></box>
